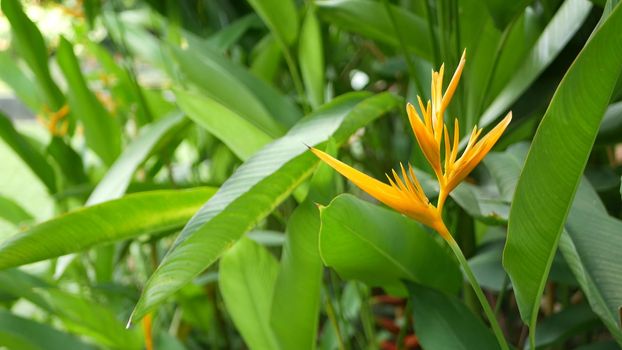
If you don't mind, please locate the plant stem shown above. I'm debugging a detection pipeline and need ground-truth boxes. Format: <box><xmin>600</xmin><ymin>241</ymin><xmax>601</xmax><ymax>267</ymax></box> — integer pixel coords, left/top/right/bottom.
<box><xmin>325</xmin><ymin>290</ymin><xmax>347</xmax><ymax>350</ymax></box>
<box><xmin>446</xmin><ymin>236</ymin><xmax>509</xmax><ymax>350</ymax></box>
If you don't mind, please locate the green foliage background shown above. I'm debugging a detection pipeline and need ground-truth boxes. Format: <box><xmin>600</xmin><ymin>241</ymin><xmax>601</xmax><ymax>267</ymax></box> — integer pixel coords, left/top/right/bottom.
<box><xmin>0</xmin><ymin>0</ymin><xmax>621</xmax><ymax>349</ymax></box>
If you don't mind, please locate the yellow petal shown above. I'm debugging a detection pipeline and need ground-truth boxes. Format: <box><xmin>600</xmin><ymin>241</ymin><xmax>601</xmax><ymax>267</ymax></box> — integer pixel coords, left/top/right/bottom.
<box><xmin>309</xmin><ymin>147</ymin><xmax>401</xmax><ymax>208</ymax></box>
<box><xmin>446</xmin><ymin>112</ymin><xmax>512</xmax><ymax>191</ymax></box>
<box><xmin>407</xmin><ymin>103</ymin><xmax>442</xmax><ymax>175</ymax></box>
<box><xmin>441</xmin><ymin>50</ymin><xmax>466</xmax><ymax>114</ymax></box>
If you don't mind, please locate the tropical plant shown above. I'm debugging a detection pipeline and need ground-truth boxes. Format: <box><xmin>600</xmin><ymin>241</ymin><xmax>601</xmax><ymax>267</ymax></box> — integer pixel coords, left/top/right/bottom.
<box><xmin>0</xmin><ymin>0</ymin><xmax>621</xmax><ymax>349</ymax></box>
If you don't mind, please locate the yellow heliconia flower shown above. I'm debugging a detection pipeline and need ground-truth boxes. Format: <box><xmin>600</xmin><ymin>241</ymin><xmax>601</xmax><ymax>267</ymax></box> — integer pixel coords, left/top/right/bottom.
<box><xmin>309</xmin><ymin>147</ymin><xmax>450</xmax><ymax>239</ymax></box>
<box><xmin>311</xmin><ymin>51</ymin><xmax>511</xmax><ymax>241</ymax></box>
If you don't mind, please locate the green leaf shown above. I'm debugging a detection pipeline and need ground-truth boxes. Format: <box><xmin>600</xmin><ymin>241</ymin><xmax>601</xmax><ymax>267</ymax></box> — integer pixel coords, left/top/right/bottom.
<box><xmin>206</xmin><ymin>14</ymin><xmax>262</xmax><ymax>53</ymax></box>
<box><xmin>407</xmin><ymin>282</ymin><xmax>500</xmax><ymax>350</ymax></box>
<box><xmin>479</xmin><ymin>0</ymin><xmax>593</xmax><ymax>128</ymax></box>
<box><xmin>1</xmin><ymin>0</ymin><xmax>64</xmax><ymax>108</ymax></box>
<box><xmin>0</xmin><ymin>51</ymin><xmax>44</xmax><ymax>112</ymax></box>
<box><xmin>184</xmin><ymin>32</ymin><xmax>302</xmax><ymax>128</ymax></box>
<box><xmin>0</xmin><ymin>310</ymin><xmax>96</xmax><ymax>350</ymax></box>
<box><xmin>503</xmin><ymin>0</ymin><xmax>622</xmax><ymax>334</ymax></box>
<box><xmin>299</xmin><ymin>8</ymin><xmax>325</xmax><ymax>109</ymax></box>
<box><xmin>219</xmin><ymin>237</ymin><xmax>280</xmax><ymax>350</ymax></box>
<box><xmin>0</xmin><ymin>194</ymin><xmax>33</xmax><ymax>226</ymax></box>
<box><xmin>170</xmin><ymin>46</ymin><xmax>285</xmax><ymax>137</ymax></box>
<box><xmin>558</xmin><ymin>180</ymin><xmax>622</xmax><ymax>344</ymax></box>
<box><xmin>531</xmin><ymin>303</ymin><xmax>600</xmax><ymax>349</ymax></box>
<box><xmin>175</xmin><ymin>89</ymin><xmax>273</xmax><ymax>160</ymax></box>
<box><xmin>130</xmin><ymin>92</ymin><xmax>400</xmax><ymax>321</ymax></box>
<box><xmin>40</xmin><ymin>289</ymin><xmax>143</xmax><ymax>349</ymax></box>
<box><xmin>56</xmin><ymin>37</ymin><xmax>121</xmax><ymax>165</ymax></box>
<box><xmin>316</xmin><ymin>0</ymin><xmax>433</xmax><ymax>61</ymax></box>
<box><xmin>482</xmin><ymin>0</ymin><xmax>533</xmax><ymax>29</ymax></box>
<box><xmin>483</xmin><ymin>142</ymin><xmax>529</xmax><ymax>201</ymax></box>
<box><xmin>0</xmin><ymin>112</ymin><xmax>56</xmax><ymax>192</ymax></box>
<box><xmin>250</xmin><ymin>35</ymin><xmax>283</xmax><ymax>83</ymax></box>
<box><xmin>246</xmin><ymin>0</ymin><xmax>299</xmax><ymax>46</ymax></box>
<box><xmin>0</xmin><ymin>188</ymin><xmax>217</xmax><ymax>269</ymax></box>
<box><xmin>319</xmin><ymin>194</ymin><xmax>461</xmax><ymax>294</ymax></box>
<box><xmin>88</xmin><ymin>113</ymin><xmax>187</xmax><ymax>205</ymax></box>
<box><xmin>270</xmin><ymin>141</ymin><xmax>339</xmax><ymax>350</ymax></box>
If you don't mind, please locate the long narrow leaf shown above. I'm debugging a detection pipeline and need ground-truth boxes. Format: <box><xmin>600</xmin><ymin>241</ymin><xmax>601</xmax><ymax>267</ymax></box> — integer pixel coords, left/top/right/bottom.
<box><xmin>503</xmin><ymin>1</ymin><xmax>622</xmax><ymax>338</ymax></box>
<box><xmin>0</xmin><ymin>188</ymin><xmax>217</xmax><ymax>269</ymax></box>
<box><xmin>130</xmin><ymin>92</ymin><xmax>400</xmax><ymax>321</ymax></box>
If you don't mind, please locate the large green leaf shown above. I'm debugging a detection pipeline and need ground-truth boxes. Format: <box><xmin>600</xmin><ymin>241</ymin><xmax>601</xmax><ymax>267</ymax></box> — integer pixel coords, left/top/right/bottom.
<box><xmin>87</xmin><ymin>113</ymin><xmax>187</xmax><ymax>205</ymax></box>
<box><xmin>184</xmin><ymin>32</ymin><xmax>302</xmax><ymax>128</ymax></box>
<box><xmin>219</xmin><ymin>237</ymin><xmax>280</xmax><ymax>350</ymax></box>
<box><xmin>0</xmin><ymin>310</ymin><xmax>95</xmax><ymax>350</ymax></box>
<box><xmin>130</xmin><ymin>92</ymin><xmax>400</xmax><ymax>321</ymax></box>
<box><xmin>1</xmin><ymin>0</ymin><xmax>64</xmax><ymax>108</ymax></box>
<box><xmin>0</xmin><ymin>113</ymin><xmax>56</xmax><ymax>192</ymax></box>
<box><xmin>407</xmin><ymin>282</ymin><xmax>500</xmax><ymax>350</ymax></box>
<box><xmin>558</xmin><ymin>180</ymin><xmax>622</xmax><ymax>344</ymax></box>
<box><xmin>478</xmin><ymin>0</ymin><xmax>592</xmax><ymax>128</ymax></box>
<box><xmin>170</xmin><ymin>45</ymin><xmax>285</xmax><ymax>137</ymax></box>
<box><xmin>316</xmin><ymin>0</ymin><xmax>433</xmax><ymax>61</ymax></box>
<box><xmin>503</xmin><ymin>0</ymin><xmax>622</xmax><ymax>336</ymax></box>
<box><xmin>0</xmin><ymin>188</ymin><xmax>216</xmax><ymax>269</ymax></box>
<box><xmin>270</xmin><ymin>142</ymin><xmax>338</xmax><ymax>350</ymax></box>
<box><xmin>319</xmin><ymin>194</ymin><xmax>461</xmax><ymax>294</ymax></box>
<box><xmin>175</xmin><ymin>89</ymin><xmax>272</xmax><ymax>161</ymax></box>
<box><xmin>246</xmin><ymin>0</ymin><xmax>299</xmax><ymax>46</ymax></box>
<box><xmin>56</xmin><ymin>37</ymin><xmax>122</xmax><ymax>165</ymax></box>
<box><xmin>0</xmin><ymin>269</ymin><xmax>142</xmax><ymax>349</ymax></box>
<box><xmin>299</xmin><ymin>8</ymin><xmax>325</xmax><ymax>109</ymax></box>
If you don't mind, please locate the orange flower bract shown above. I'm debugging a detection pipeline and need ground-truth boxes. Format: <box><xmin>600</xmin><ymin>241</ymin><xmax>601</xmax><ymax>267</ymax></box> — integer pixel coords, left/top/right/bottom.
<box><xmin>311</xmin><ymin>51</ymin><xmax>511</xmax><ymax>241</ymax></box>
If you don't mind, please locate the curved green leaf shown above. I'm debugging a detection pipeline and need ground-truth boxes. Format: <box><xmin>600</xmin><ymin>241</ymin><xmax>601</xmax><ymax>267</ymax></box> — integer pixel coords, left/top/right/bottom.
<box><xmin>88</xmin><ymin>113</ymin><xmax>187</xmax><ymax>205</ymax></box>
<box><xmin>1</xmin><ymin>0</ymin><xmax>64</xmax><ymax>108</ymax></box>
<box><xmin>130</xmin><ymin>92</ymin><xmax>400</xmax><ymax>321</ymax></box>
<box><xmin>0</xmin><ymin>51</ymin><xmax>44</xmax><ymax>112</ymax></box>
<box><xmin>175</xmin><ymin>89</ymin><xmax>272</xmax><ymax>160</ymax></box>
<box><xmin>170</xmin><ymin>45</ymin><xmax>284</xmax><ymax>137</ymax></box>
<box><xmin>0</xmin><ymin>310</ymin><xmax>95</xmax><ymax>350</ymax></box>
<box><xmin>503</xmin><ymin>1</ymin><xmax>622</xmax><ymax>337</ymax></box>
<box><xmin>246</xmin><ymin>0</ymin><xmax>299</xmax><ymax>46</ymax></box>
<box><xmin>559</xmin><ymin>180</ymin><xmax>622</xmax><ymax>344</ymax></box>
<box><xmin>0</xmin><ymin>187</ymin><xmax>217</xmax><ymax>269</ymax></box>
<box><xmin>56</xmin><ymin>37</ymin><xmax>121</xmax><ymax>165</ymax></box>
<box><xmin>479</xmin><ymin>0</ymin><xmax>592</xmax><ymax>128</ymax></box>
<box><xmin>0</xmin><ymin>112</ymin><xmax>56</xmax><ymax>192</ymax></box>
<box><xmin>316</xmin><ymin>0</ymin><xmax>433</xmax><ymax>61</ymax></box>
<box><xmin>319</xmin><ymin>194</ymin><xmax>461</xmax><ymax>294</ymax></box>
<box><xmin>220</xmin><ymin>237</ymin><xmax>280</xmax><ymax>350</ymax></box>
<box><xmin>407</xmin><ymin>282</ymin><xmax>500</xmax><ymax>350</ymax></box>
<box><xmin>184</xmin><ymin>31</ymin><xmax>301</xmax><ymax>128</ymax></box>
